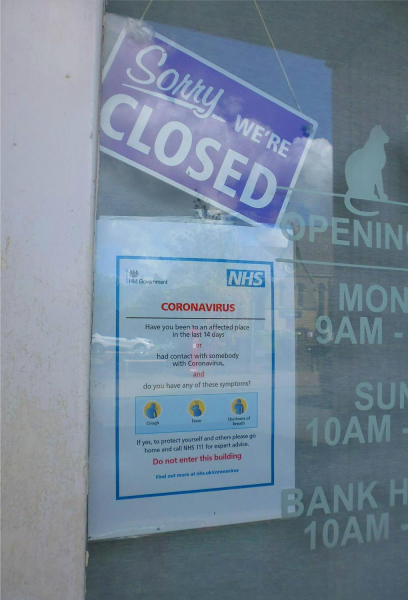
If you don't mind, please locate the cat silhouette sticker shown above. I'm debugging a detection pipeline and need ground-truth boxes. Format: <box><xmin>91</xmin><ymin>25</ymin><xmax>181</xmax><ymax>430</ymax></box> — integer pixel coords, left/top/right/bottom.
<box><xmin>345</xmin><ymin>125</ymin><xmax>389</xmax><ymax>216</ymax></box>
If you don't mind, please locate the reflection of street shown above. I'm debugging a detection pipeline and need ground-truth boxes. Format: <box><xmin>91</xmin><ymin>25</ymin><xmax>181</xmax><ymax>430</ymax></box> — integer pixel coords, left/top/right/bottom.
<box><xmin>91</xmin><ymin>333</ymin><xmax>175</xmax><ymax>367</ymax></box>
<box><xmin>92</xmin><ymin>325</ymin><xmax>266</xmax><ymax>378</ymax></box>
<box><xmin>305</xmin><ymin>341</ymin><xmax>332</xmax><ymax>372</ymax></box>
<box><xmin>92</xmin><ymin>332</ymin><xmax>155</xmax><ymax>356</ymax></box>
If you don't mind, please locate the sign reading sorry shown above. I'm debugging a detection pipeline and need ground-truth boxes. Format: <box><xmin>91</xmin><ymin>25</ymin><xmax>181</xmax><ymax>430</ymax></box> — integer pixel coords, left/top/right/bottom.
<box><xmin>100</xmin><ymin>23</ymin><xmax>317</xmax><ymax>226</ymax></box>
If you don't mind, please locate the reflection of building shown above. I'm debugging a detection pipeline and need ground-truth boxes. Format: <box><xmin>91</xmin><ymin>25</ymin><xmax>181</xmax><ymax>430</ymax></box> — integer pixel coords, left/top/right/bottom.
<box><xmin>276</xmin><ymin>229</ymin><xmax>333</xmax><ymax>343</ymax></box>
<box><xmin>277</xmin><ymin>272</ymin><xmax>331</xmax><ymax>333</ymax></box>
<box><xmin>295</xmin><ymin>269</ymin><xmax>331</xmax><ymax>335</ymax></box>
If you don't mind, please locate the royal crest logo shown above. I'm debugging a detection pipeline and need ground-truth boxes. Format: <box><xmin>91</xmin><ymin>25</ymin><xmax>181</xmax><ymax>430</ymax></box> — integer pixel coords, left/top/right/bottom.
<box><xmin>126</xmin><ymin>269</ymin><xmax>139</xmax><ymax>283</ymax></box>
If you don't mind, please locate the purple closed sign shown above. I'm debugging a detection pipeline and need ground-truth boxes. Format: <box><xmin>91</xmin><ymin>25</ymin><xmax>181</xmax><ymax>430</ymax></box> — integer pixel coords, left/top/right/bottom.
<box><xmin>101</xmin><ymin>26</ymin><xmax>317</xmax><ymax>226</ymax></box>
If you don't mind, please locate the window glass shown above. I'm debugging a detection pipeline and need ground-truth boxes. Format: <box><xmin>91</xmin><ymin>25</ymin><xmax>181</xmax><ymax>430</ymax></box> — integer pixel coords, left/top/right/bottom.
<box><xmin>87</xmin><ymin>2</ymin><xmax>408</xmax><ymax>598</ymax></box>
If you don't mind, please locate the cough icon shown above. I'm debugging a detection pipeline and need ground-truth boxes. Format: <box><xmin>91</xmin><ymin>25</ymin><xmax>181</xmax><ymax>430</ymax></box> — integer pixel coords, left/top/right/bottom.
<box><xmin>144</xmin><ymin>402</ymin><xmax>162</xmax><ymax>419</ymax></box>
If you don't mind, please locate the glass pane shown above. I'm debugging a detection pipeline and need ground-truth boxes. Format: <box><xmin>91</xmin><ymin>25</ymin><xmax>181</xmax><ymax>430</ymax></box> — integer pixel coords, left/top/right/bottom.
<box><xmin>87</xmin><ymin>2</ymin><xmax>408</xmax><ymax>599</ymax></box>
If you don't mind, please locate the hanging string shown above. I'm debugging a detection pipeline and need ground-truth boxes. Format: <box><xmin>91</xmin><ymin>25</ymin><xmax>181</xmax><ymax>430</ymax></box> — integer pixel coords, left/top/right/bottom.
<box><xmin>253</xmin><ymin>0</ymin><xmax>302</xmax><ymax>113</ymax></box>
<box><xmin>253</xmin><ymin>3</ymin><xmax>313</xmax><ymax>280</ymax></box>
<box><xmin>139</xmin><ymin>0</ymin><xmax>301</xmax><ymax>113</ymax></box>
<box><xmin>140</xmin><ymin>0</ymin><xmax>154</xmax><ymax>22</ymax></box>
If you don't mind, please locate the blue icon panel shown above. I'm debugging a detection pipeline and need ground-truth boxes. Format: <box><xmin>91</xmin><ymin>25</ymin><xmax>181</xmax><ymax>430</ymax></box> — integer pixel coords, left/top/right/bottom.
<box><xmin>135</xmin><ymin>392</ymin><xmax>258</xmax><ymax>434</ymax></box>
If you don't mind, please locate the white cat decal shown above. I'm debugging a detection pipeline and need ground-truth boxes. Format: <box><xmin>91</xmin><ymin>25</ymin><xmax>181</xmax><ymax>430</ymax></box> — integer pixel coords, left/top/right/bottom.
<box><xmin>345</xmin><ymin>125</ymin><xmax>389</xmax><ymax>216</ymax></box>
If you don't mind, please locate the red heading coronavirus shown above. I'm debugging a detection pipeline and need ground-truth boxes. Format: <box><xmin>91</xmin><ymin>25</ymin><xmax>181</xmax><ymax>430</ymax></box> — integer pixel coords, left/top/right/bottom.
<box><xmin>161</xmin><ymin>302</ymin><xmax>235</xmax><ymax>312</ymax></box>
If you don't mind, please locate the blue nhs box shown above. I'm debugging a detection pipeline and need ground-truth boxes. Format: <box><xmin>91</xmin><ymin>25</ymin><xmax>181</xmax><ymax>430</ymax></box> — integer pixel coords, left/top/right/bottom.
<box><xmin>227</xmin><ymin>269</ymin><xmax>265</xmax><ymax>287</ymax></box>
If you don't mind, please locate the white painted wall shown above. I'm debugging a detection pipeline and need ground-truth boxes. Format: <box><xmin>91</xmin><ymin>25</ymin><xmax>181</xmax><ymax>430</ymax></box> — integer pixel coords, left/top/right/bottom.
<box><xmin>2</xmin><ymin>1</ymin><xmax>103</xmax><ymax>598</ymax></box>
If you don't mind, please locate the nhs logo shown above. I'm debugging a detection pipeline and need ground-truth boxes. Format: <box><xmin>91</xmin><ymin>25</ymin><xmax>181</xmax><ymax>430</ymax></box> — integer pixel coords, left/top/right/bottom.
<box><xmin>227</xmin><ymin>269</ymin><xmax>265</xmax><ymax>287</ymax></box>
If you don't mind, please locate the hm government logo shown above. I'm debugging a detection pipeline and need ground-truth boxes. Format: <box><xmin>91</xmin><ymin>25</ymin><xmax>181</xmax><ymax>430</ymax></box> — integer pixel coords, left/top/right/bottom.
<box><xmin>125</xmin><ymin>267</ymin><xmax>168</xmax><ymax>286</ymax></box>
<box><xmin>227</xmin><ymin>269</ymin><xmax>265</xmax><ymax>288</ymax></box>
<box><xmin>126</xmin><ymin>269</ymin><xmax>139</xmax><ymax>284</ymax></box>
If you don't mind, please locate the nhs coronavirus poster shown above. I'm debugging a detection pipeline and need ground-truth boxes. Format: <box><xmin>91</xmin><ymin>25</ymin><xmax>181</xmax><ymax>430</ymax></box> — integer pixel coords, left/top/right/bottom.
<box><xmin>88</xmin><ymin>219</ymin><xmax>295</xmax><ymax>539</ymax></box>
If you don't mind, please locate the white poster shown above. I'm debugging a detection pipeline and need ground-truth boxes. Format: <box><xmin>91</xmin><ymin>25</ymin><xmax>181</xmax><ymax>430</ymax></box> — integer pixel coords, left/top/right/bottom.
<box><xmin>88</xmin><ymin>218</ymin><xmax>295</xmax><ymax>539</ymax></box>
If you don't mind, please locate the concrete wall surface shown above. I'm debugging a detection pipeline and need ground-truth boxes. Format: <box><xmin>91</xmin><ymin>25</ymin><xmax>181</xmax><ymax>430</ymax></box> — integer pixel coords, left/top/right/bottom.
<box><xmin>1</xmin><ymin>1</ymin><xmax>103</xmax><ymax>598</ymax></box>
